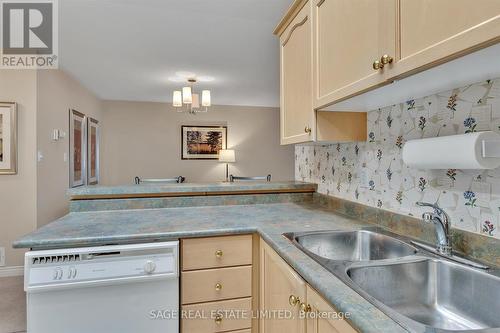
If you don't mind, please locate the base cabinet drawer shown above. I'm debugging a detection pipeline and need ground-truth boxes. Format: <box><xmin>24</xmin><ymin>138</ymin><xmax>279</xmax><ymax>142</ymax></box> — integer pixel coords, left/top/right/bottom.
<box><xmin>182</xmin><ymin>235</ymin><xmax>253</xmax><ymax>270</ymax></box>
<box><xmin>182</xmin><ymin>266</ymin><xmax>252</xmax><ymax>304</ymax></box>
<box><xmin>181</xmin><ymin>297</ymin><xmax>252</xmax><ymax>333</ymax></box>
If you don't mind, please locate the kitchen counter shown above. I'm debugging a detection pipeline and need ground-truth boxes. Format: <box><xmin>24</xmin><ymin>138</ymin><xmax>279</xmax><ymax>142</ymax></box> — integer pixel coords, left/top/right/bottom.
<box><xmin>14</xmin><ymin>201</ymin><xmax>408</xmax><ymax>333</ymax></box>
<box><xmin>68</xmin><ymin>181</ymin><xmax>316</xmax><ymax>200</ymax></box>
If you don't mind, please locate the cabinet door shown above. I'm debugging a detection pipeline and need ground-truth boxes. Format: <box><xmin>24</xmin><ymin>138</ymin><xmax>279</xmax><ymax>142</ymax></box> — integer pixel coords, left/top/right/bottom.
<box><xmin>313</xmin><ymin>0</ymin><xmax>396</xmax><ymax>108</ymax></box>
<box><xmin>391</xmin><ymin>0</ymin><xmax>500</xmax><ymax>77</ymax></box>
<box><xmin>260</xmin><ymin>241</ymin><xmax>306</xmax><ymax>333</ymax></box>
<box><xmin>306</xmin><ymin>286</ymin><xmax>357</xmax><ymax>333</ymax></box>
<box><xmin>280</xmin><ymin>0</ymin><xmax>314</xmax><ymax>145</ymax></box>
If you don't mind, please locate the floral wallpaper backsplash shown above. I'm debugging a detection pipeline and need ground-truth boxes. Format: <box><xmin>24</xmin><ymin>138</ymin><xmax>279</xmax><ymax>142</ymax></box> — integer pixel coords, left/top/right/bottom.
<box><xmin>296</xmin><ymin>78</ymin><xmax>500</xmax><ymax>239</ymax></box>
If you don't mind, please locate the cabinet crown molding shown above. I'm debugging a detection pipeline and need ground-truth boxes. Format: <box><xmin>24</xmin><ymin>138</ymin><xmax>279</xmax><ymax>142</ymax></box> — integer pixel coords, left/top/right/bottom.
<box><xmin>274</xmin><ymin>0</ymin><xmax>309</xmax><ymax>36</ymax></box>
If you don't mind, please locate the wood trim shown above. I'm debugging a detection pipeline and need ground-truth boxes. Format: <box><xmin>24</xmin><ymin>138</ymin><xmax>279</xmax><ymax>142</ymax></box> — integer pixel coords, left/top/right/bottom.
<box><xmin>251</xmin><ymin>234</ymin><xmax>260</xmax><ymax>333</ymax></box>
<box><xmin>70</xmin><ymin>188</ymin><xmax>316</xmax><ymax>201</ymax></box>
<box><xmin>274</xmin><ymin>0</ymin><xmax>309</xmax><ymax>36</ymax></box>
<box><xmin>282</xmin><ymin>16</ymin><xmax>308</xmax><ymax>46</ymax></box>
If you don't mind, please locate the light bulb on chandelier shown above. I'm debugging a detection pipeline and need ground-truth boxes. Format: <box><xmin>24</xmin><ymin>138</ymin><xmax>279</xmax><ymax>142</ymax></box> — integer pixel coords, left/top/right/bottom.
<box><xmin>172</xmin><ymin>78</ymin><xmax>211</xmax><ymax>114</ymax></box>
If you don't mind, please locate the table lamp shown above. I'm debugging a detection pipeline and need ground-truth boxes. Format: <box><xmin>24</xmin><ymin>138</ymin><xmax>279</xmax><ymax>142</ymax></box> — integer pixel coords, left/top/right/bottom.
<box><xmin>218</xmin><ymin>149</ymin><xmax>236</xmax><ymax>182</ymax></box>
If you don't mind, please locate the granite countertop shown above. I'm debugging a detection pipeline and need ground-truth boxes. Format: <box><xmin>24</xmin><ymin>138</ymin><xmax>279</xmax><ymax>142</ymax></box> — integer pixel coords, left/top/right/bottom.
<box><xmin>68</xmin><ymin>181</ymin><xmax>317</xmax><ymax>199</ymax></box>
<box><xmin>14</xmin><ymin>201</ymin><xmax>408</xmax><ymax>333</ymax></box>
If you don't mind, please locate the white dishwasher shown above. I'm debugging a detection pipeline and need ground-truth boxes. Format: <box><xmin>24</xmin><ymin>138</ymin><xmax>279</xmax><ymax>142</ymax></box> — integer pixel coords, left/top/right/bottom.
<box><xmin>24</xmin><ymin>241</ymin><xmax>179</xmax><ymax>333</ymax></box>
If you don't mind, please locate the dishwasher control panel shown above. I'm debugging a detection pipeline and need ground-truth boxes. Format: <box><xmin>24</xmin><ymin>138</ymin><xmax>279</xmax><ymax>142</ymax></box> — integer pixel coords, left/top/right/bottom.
<box><xmin>25</xmin><ymin>242</ymin><xmax>178</xmax><ymax>291</ymax></box>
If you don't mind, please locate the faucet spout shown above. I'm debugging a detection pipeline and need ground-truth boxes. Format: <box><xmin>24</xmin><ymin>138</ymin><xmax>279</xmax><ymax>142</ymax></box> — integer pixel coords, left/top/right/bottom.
<box><xmin>416</xmin><ymin>202</ymin><xmax>452</xmax><ymax>255</ymax></box>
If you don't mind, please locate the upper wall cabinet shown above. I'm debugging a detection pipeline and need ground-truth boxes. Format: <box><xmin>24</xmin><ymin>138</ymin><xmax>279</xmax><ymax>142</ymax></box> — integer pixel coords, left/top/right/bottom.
<box><xmin>312</xmin><ymin>0</ymin><xmax>396</xmax><ymax>109</ymax></box>
<box><xmin>275</xmin><ymin>0</ymin><xmax>368</xmax><ymax>145</ymax></box>
<box><xmin>390</xmin><ymin>0</ymin><xmax>500</xmax><ymax>78</ymax></box>
<box><xmin>279</xmin><ymin>0</ymin><xmax>314</xmax><ymax>145</ymax></box>
<box><xmin>296</xmin><ymin>0</ymin><xmax>500</xmax><ymax>110</ymax></box>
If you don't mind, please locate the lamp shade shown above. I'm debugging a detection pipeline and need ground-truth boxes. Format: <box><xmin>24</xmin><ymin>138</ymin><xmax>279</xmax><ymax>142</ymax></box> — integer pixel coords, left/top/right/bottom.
<box><xmin>182</xmin><ymin>86</ymin><xmax>192</xmax><ymax>104</ymax></box>
<box><xmin>173</xmin><ymin>91</ymin><xmax>182</xmax><ymax>107</ymax></box>
<box><xmin>202</xmin><ymin>90</ymin><xmax>211</xmax><ymax>107</ymax></box>
<box><xmin>192</xmin><ymin>93</ymin><xmax>200</xmax><ymax>109</ymax></box>
<box><xmin>218</xmin><ymin>149</ymin><xmax>235</xmax><ymax>163</ymax></box>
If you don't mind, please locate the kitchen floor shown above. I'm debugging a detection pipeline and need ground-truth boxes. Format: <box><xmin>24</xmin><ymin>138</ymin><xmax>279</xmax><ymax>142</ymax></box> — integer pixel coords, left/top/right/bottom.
<box><xmin>0</xmin><ymin>276</ymin><xmax>26</xmax><ymax>333</ymax></box>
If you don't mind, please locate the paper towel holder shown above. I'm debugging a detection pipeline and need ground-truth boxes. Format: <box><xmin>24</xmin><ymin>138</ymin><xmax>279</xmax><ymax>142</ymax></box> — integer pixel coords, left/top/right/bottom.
<box><xmin>402</xmin><ymin>131</ymin><xmax>500</xmax><ymax>170</ymax></box>
<box><xmin>482</xmin><ymin>140</ymin><xmax>500</xmax><ymax>158</ymax></box>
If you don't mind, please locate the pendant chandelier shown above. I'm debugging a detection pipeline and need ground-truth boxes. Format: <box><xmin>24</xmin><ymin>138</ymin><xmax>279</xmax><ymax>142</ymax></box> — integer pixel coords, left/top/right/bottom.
<box><xmin>172</xmin><ymin>78</ymin><xmax>211</xmax><ymax>114</ymax></box>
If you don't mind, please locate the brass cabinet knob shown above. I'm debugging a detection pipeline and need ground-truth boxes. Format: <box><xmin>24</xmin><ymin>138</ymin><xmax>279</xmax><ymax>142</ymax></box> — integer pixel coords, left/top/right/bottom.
<box><xmin>289</xmin><ymin>294</ymin><xmax>300</xmax><ymax>306</ymax></box>
<box><xmin>215</xmin><ymin>314</ymin><xmax>223</xmax><ymax>325</ymax></box>
<box><xmin>215</xmin><ymin>283</ymin><xmax>223</xmax><ymax>291</ymax></box>
<box><xmin>300</xmin><ymin>302</ymin><xmax>312</xmax><ymax>313</ymax></box>
<box><xmin>373</xmin><ymin>60</ymin><xmax>383</xmax><ymax>70</ymax></box>
<box><xmin>380</xmin><ymin>54</ymin><xmax>393</xmax><ymax>65</ymax></box>
<box><xmin>215</xmin><ymin>250</ymin><xmax>223</xmax><ymax>258</ymax></box>
<box><xmin>304</xmin><ymin>126</ymin><xmax>312</xmax><ymax>134</ymax></box>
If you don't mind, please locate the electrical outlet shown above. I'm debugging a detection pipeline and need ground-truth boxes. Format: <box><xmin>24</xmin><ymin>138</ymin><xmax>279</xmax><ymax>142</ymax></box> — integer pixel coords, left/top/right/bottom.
<box><xmin>0</xmin><ymin>247</ymin><xmax>5</xmax><ymax>267</ymax></box>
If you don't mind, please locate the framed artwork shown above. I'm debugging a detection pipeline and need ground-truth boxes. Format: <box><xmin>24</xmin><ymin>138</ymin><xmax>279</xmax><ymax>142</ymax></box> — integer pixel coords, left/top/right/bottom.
<box><xmin>69</xmin><ymin>109</ymin><xmax>87</xmax><ymax>187</ymax></box>
<box><xmin>87</xmin><ymin>117</ymin><xmax>100</xmax><ymax>185</ymax></box>
<box><xmin>0</xmin><ymin>102</ymin><xmax>17</xmax><ymax>175</ymax></box>
<box><xmin>181</xmin><ymin>125</ymin><xmax>227</xmax><ymax>160</ymax></box>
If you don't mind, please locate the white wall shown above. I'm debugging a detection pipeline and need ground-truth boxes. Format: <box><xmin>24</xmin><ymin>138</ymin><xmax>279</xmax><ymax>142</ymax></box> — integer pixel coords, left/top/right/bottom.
<box><xmin>36</xmin><ymin>70</ymin><xmax>102</xmax><ymax>227</ymax></box>
<box><xmin>0</xmin><ymin>70</ymin><xmax>38</xmax><ymax>267</ymax></box>
<box><xmin>101</xmin><ymin>101</ymin><xmax>294</xmax><ymax>184</ymax></box>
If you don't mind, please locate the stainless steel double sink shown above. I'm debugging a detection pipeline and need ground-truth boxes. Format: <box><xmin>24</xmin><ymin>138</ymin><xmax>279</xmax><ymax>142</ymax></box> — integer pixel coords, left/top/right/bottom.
<box><xmin>284</xmin><ymin>229</ymin><xmax>500</xmax><ymax>332</ymax></box>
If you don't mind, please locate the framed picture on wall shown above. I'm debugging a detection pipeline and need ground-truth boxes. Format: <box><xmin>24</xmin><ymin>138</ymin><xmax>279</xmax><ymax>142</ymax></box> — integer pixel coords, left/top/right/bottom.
<box><xmin>181</xmin><ymin>125</ymin><xmax>227</xmax><ymax>160</ymax></box>
<box><xmin>87</xmin><ymin>117</ymin><xmax>100</xmax><ymax>185</ymax></box>
<box><xmin>69</xmin><ymin>109</ymin><xmax>87</xmax><ymax>187</ymax></box>
<box><xmin>0</xmin><ymin>102</ymin><xmax>17</xmax><ymax>175</ymax></box>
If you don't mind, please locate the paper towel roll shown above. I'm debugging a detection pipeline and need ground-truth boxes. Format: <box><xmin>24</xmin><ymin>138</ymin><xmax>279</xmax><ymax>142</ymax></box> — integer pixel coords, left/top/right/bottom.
<box><xmin>402</xmin><ymin>131</ymin><xmax>500</xmax><ymax>169</ymax></box>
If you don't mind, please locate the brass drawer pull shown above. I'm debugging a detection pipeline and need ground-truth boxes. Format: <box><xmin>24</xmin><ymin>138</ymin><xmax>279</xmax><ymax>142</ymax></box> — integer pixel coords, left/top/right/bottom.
<box><xmin>373</xmin><ymin>54</ymin><xmax>393</xmax><ymax>70</ymax></box>
<box><xmin>215</xmin><ymin>314</ymin><xmax>223</xmax><ymax>325</ymax></box>
<box><xmin>380</xmin><ymin>54</ymin><xmax>393</xmax><ymax>65</ymax></box>
<box><xmin>215</xmin><ymin>250</ymin><xmax>223</xmax><ymax>258</ymax></box>
<box><xmin>215</xmin><ymin>283</ymin><xmax>223</xmax><ymax>291</ymax></box>
<box><xmin>304</xmin><ymin>126</ymin><xmax>312</xmax><ymax>134</ymax></box>
<box><xmin>300</xmin><ymin>302</ymin><xmax>312</xmax><ymax>313</ymax></box>
<box><xmin>373</xmin><ymin>60</ymin><xmax>382</xmax><ymax>70</ymax></box>
<box><xmin>289</xmin><ymin>294</ymin><xmax>300</xmax><ymax>306</ymax></box>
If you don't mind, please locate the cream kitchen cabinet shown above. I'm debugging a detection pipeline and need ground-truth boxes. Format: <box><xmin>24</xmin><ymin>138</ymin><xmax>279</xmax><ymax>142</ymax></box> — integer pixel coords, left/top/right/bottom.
<box><xmin>275</xmin><ymin>0</ymin><xmax>368</xmax><ymax>145</ymax></box>
<box><xmin>312</xmin><ymin>0</ymin><xmax>396</xmax><ymax>109</ymax></box>
<box><xmin>181</xmin><ymin>235</ymin><xmax>255</xmax><ymax>333</ymax></box>
<box><xmin>260</xmin><ymin>240</ymin><xmax>358</xmax><ymax>333</ymax></box>
<box><xmin>278</xmin><ymin>0</ymin><xmax>314</xmax><ymax>144</ymax></box>
<box><xmin>278</xmin><ymin>0</ymin><xmax>500</xmax><ymax>112</ymax></box>
<box><xmin>260</xmin><ymin>241</ymin><xmax>307</xmax><ymax>333</ymax></box>
<box><xmin>390</xmin><ymin>0</ymin><xmax>500</xmax><ymax>78</ymax></box>
<box><xmin>305</xmin><ymin>286</ymin><xmax>357</xmax><ymax>333</ymax></box>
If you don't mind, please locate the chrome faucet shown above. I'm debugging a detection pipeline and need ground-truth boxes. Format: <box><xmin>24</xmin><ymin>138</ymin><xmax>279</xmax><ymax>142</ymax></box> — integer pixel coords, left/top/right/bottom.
<box><xmin>416</xmin><ymin>202</ymin><xmax>452</xmax><ymax>255</ymax></box>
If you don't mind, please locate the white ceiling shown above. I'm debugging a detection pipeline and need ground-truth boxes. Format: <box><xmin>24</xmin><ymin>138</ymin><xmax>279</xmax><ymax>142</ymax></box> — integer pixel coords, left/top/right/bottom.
<box><xmin>59</xmin><ymin>0</ymin><xmax>293</xmax><ymax>107</ymax></box>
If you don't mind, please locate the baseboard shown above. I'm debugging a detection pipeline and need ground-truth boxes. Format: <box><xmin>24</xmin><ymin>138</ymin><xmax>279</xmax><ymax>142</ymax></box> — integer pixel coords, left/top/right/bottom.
<box><xmin>0</xmin><ymin>266</ymin><xmax>24</xmax><ymax>277</ymax></box>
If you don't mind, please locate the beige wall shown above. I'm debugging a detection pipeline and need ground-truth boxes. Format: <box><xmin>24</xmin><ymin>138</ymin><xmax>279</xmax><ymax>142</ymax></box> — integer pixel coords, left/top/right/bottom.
<box><xmin>101</xmin><ymin>101</ymin><xmax>294</xmax><ymax>184</ymax></box>
<box><xmin>1</xmin><ymin>71</ymin><xmax>292</xmax><ymax>267</ymax></box>
<box><xmin>0</xmin><ymin>70</ymin><xmax>38</xmax><ymax>267</ymax></box>
<box><xmin>36</xmin><ymin>70</ymin><xmax>102</xmax><ymax>227</ymax></box>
